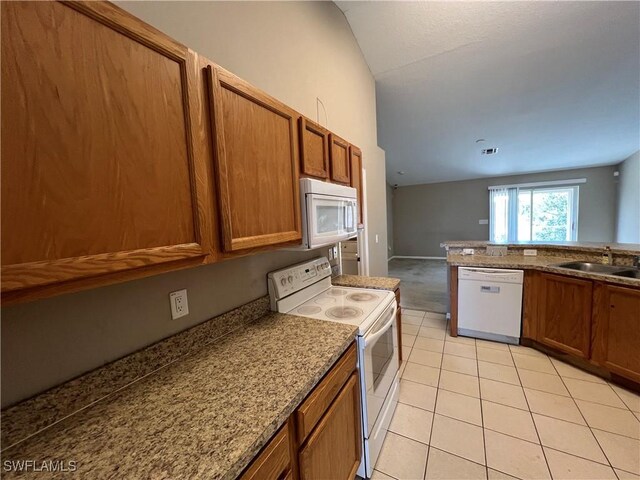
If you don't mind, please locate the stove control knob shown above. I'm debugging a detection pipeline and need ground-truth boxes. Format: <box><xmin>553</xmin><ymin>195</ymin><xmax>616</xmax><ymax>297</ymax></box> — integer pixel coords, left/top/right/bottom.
<box><xmin>288</xmin><ymin>275</ymin><xmax>293</xmax><ymax>284</ymax></box>
<box><xmin>280</xmin><ymin>278</ymin><xmax>286</xmax><ymax>286</ymax></box>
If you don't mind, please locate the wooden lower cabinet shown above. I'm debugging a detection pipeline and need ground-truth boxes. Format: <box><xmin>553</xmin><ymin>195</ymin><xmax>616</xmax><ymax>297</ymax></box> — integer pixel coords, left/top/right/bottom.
<box><xmin>241</xmin><ymin>342</ymin><xmax>361</xmax><ymax>480</ymax></box>
<box><xmin>241</xmin><ymin>421</ymin><xmax>292</xmax><ymax>480</ymax></box>
<box><xmin>298</xmin><ymin>374</ymin><xmax>362</xmax><ymax>480</ymax></box>
<box><xmin>448</xmin><ymin>265</ymin><xmax>459</xmax><ymax>337</ymax></box>
<box><xmin>521</xmin><ymin>271</ymin><xmax>639</xmax><ymax>385</ymax></box>
<box><xmin>537</xmin><ymin>273</ymin><xmax>593</xmax><ymax>358</ymax></box>
<box><xmin>592</xmin><ymin>283</ymin><xmax>640</xmax><ymax>383</ymax></box>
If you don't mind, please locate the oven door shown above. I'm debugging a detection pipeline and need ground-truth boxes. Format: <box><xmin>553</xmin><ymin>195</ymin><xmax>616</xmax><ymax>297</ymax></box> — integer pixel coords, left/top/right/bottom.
<box><xmin>306</xmin><ymin>193</ymin><xmax>357</xmax><ymax>248</ymax></box>
<box><xmin>362</xmin><ymin>300</ymin><xmax>398</xmax><ymax>436</ymax></box>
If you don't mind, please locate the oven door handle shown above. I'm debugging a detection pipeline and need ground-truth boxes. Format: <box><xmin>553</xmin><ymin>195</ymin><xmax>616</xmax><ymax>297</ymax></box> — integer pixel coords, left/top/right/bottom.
<box><xmin>363</xmin><ymin>301</ymin><xmax>397</xmax><ymax>348</ymax></box>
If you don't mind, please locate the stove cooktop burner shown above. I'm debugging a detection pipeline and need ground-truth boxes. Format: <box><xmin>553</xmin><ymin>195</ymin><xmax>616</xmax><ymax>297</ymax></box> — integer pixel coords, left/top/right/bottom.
<box><xmin>327</xmin><ymin>288</ymin><xmax>349</xmax><ymax>296</ymax></box>
<box><xmin>346</xmin><ymin>292</ymin><xmax>379</xmax><ymax>302</ymax></box>
<box><xmin>297</xmin><ymin>306</ymin><xmax>322</xmax><ymax>315</ymax></box>
<box><xmin>326</xmin><ymin>306</ymin><xmax>364</xmax><ymax>320</ymax></box>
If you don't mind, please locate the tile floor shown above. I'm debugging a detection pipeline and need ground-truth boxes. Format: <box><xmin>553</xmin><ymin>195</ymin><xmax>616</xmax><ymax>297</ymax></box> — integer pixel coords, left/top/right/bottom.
<box><xmin>373</xmin><ymin>308</ymin><xmax>640</xmax><ymax>480</ymax></box>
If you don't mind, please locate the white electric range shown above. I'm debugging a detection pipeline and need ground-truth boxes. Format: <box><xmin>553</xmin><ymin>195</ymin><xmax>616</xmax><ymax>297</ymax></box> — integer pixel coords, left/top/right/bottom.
<box><xmin>268</xmin><ymin>257</ymin><xmax>399</xmax><ymax>479</ymax></box>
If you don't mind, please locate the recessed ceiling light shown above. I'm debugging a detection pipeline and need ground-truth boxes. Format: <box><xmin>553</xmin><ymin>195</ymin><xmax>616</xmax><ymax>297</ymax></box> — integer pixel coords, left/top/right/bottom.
<box><xmin>482</xmin><ymin>148</ymin><xmax>499</xmax><ymax>155</ymax></box>
<box><xmin>397</xmin><ymin>171</ymin><xmax>405</xmax><ymax>175</ymax></box>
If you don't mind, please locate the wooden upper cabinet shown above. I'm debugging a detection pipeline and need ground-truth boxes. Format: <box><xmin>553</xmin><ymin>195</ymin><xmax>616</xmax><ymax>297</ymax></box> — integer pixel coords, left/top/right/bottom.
<box><xmin>592</xmin><ymin>284</ymin><xmax>640</xmax><ymax>382</ymax></box>
<box><xmin>206</xmin><ymin>65</ymin><xmax>301</xmax><ymax>252</ymax></box>
<box><xmin>349</xmin><ymin>146</ymin><xmax>364</xmax><ymax>225</ymax></box>
<box><xmin>329</xmin><ymin>134</ymin><xmax>351</xmax><ymax>185</ymax></box>
<box><xmin>537</xmin><ymin>273</ymin><xmax>593</xmax><ymax>358</ymax></box>
<box><xmin>1</xmin><ymin>1</ymin><xmax>211</xmax><ymax>303</ymax></box>
<box><xmin>299</xmin><ymin>117</ymin><xmax>330</xmax><ymax>180</ymax></box>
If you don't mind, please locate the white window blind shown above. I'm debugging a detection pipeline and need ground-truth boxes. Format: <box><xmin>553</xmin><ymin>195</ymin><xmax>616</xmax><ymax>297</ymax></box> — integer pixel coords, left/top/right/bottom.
<box><xmin>489</xmin><ymin>180</ymin><xmax>582</xmax><ymax>243</ymax></box>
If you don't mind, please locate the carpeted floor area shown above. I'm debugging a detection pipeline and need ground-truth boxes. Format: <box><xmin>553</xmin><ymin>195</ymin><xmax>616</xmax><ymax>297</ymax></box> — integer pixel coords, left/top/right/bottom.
<box><xmin>388</xmin><ymin>258</ymin><xmax>449</xmax><ymax>313</ymax></box>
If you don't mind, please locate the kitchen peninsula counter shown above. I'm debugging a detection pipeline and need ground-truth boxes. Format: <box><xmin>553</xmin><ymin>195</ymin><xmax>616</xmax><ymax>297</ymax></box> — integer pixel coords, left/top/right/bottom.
<box><xmin>447</xmin><ymin>254</ymin><xmax>640</xmax><ymax>288</ymax></box>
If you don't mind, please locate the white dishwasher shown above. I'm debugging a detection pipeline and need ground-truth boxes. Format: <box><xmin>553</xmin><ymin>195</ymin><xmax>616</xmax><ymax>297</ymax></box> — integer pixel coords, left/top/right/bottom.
<box><xmin>457</xmin><ymin>267</ymin><xmax>524</xmax><ymax>344</ymax></box>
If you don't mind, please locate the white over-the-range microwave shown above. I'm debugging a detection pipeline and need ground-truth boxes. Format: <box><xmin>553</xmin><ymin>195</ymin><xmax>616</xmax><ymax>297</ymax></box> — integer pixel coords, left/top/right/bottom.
<box><xmin>299</xmin><ymin>178</ymin><xmax>358</xmax><ymax>250</ymax></box>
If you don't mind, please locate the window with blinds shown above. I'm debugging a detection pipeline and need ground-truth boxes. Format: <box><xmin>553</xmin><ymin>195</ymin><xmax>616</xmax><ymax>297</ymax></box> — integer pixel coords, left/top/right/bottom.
<box><xmin>489</xmin><ymin>180</ymin><xmax>582</xmax><ymax>243</ymax></box>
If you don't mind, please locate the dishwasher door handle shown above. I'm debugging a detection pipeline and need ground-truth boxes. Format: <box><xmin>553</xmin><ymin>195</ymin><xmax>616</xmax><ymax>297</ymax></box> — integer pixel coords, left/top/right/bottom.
<box><xmin>480</xmin><ymin>285</ymin><xmax>501</xmax><ymax>294</ymax></box>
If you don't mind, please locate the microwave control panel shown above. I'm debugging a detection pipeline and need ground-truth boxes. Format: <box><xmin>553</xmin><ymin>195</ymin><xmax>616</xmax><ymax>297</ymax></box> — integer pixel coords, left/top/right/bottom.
<box><xmin>268</xmin><ymin>257</ymin><xmax>332</xmax><ymax>299</ymax></box>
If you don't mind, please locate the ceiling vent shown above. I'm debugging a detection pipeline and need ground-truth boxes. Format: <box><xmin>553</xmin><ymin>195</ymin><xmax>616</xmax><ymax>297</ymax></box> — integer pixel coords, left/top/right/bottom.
<box><xmin>482</xmin><ymin>148</ymin><xmax>499</xmax><ymax>155</ymax></box>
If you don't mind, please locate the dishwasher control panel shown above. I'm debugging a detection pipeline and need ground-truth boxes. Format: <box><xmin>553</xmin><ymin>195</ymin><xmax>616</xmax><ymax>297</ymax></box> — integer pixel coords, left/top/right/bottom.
<box><xmin>458</xmin><ymin>267</ymin><xmax>524</xmax><ymax>284</ymax></box>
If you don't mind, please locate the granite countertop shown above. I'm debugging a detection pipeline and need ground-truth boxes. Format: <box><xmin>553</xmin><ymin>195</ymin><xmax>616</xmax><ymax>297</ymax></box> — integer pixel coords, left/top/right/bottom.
<box><xmin>448</xmin><ymin>254</ymin><xmax>640</xmax><ymax>288</ymax></box>
<box><xmin>333</xmin><ymin>274</ymin><xmax>401</xmax><ymax>291</ymax></box>
<box><xmin>1</xmin><ymin>313</ymin><xmax>357</xmax><ymax>479</ymax></box>
<box><xmin>441</xmin><ymin>240</ymin><xmax>640</xmax><ymax>255</ymax></box>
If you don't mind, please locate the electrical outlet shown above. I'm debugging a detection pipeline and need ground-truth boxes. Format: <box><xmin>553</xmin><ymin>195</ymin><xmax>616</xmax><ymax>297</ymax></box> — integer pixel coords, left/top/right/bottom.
<box><xmin>328</xmin><ymin>247</ymin><xmax>334</xmax><ymax>261</ymax></box>
<box><xmin>375</xmin><ymin>234</ymin><xmax>379</xmax><ymax>244</ymax></box>
<box><xmin>332</xmin><ymin>246</ymin><xmax>338</xmax><ymax>259</ymax></box>
<box><xmin>462</xmin><ymin>248</ymin><xmax>475</xmax><ymax>255</ymax></box>
<box><xmin>169</xmin><ymin>289</ymin><xmax>189</xmax><ymax>320</ymax></box>
<box><xmin>523</xmin><ymin>249</ymin><xmax>538</xmax><ymax>256</ymax></box>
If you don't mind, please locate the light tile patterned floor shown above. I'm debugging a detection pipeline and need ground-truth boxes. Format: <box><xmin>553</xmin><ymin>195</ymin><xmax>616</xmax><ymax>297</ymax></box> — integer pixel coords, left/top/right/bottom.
<box><xmin>373</xmin><ymin>308</ymin><xmax>640</xmax><ymax>480</ymax></box>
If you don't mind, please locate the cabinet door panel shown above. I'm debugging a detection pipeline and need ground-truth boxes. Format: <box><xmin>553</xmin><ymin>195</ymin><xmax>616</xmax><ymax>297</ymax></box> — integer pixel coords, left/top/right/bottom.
<box><xmin>349</xmin><ymin>146</ymin><xmax>364</xmax><ymax>225</ymax></box>
<box><xmin>299</xmin><ymin>117</ymin><xmax>329</xmax><ymax>179</ymax></box>
<box><xmin>538</xmin><ymin>273</ymin><xmax>592</xmax><ymax>358</ymax></box>
<box><xmin>329</xmin><ymin>134</ymin><xmax>350</xmax><ymax>185</ymax></box>
<box><xmin>207</xmin><ymin>66</ymin><xmax>301</xmax><ymax>251</ymax></box>
<box><xmin>522</xmin><ymin>271</ymin><xmax>540</xmax><ymax>340</ymax></box>
<box><xmin>299</xmin><ymin>374</ymin><xmax>362</xmax><ymax>480</ymax></box>
<box><xmin>1</xmin><ymin>1</ymin><xmax>208</xmax><ymax>297</ymax></box>
<box><xmin>592</xmin><ymin>284</ymin><xmax>640</xmax><ymax>382</ymax></box>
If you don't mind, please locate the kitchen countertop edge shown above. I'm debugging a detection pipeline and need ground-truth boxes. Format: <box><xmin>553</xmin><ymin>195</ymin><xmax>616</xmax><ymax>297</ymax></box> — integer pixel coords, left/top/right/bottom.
<box><xmin>332</xmin><ymin>274</ymin><xmax>401</xmax><ymax>291</ymax></box>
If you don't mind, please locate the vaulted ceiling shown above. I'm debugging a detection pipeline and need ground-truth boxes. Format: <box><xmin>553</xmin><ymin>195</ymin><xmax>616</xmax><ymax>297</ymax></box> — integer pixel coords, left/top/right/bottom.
<box><xmin>336</xmin><ymin>2</ymin><xmax>640</xmax><ymax>185</ymax></box>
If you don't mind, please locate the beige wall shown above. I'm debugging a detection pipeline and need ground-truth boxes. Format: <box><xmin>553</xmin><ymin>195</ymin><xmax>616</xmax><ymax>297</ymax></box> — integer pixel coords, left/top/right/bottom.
<box><xmin>615</xmin><ymin>151</ymin><xmax>640</xmax><ymax>243</ymax></box>
<box><xmin>387</xmin><ymin>183</ymin><xmax>394</xmax><ymax>258</ymax></box>
<box><xmin>1</xmin><ymin>1</ymin><xmax>386</xmax><ymax>407</ymax></box>
<box><xmin>393</xmin><ymin>166</ymin><xmax>618</xmax><ymax>257</ymax></box>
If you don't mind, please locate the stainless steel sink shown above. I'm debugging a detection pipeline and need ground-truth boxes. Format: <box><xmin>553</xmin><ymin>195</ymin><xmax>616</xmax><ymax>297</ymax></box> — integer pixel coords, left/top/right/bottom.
<box><xmin>552</xmin><ymin>262</ymin><xmax>630</xmax><ymax>274</ymax></box>
<box><xmin>612</xmin><ymin>269</ymin><xmax>640</xmax><ymax>279</ymax></box>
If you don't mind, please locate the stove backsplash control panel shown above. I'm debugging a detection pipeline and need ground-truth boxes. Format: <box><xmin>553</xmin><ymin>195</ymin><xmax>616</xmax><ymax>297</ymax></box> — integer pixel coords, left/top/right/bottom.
<box><xmin>268</xmin><ymin>257</ymin><xmax>331</xmax><ymax>299</ymax></box>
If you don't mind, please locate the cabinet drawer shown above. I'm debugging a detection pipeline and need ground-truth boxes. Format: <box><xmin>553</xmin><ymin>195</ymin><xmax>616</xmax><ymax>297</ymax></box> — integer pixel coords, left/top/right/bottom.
<box><xmin>240</xmin><ymin>422</ymin><xmax>291</xmax><ymax>480</ymax></box>
<box><xmin>296</xmin><ymin>342</ymin><xmax>357</xmax><ymax>444</ymax></box>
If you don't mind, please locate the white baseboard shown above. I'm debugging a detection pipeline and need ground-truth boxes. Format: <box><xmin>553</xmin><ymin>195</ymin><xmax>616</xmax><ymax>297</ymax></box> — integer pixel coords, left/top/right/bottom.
<box><xmin>388</xmin><ymin>255</ymin><xmax>447</xmax><ymax>261</ymax></box>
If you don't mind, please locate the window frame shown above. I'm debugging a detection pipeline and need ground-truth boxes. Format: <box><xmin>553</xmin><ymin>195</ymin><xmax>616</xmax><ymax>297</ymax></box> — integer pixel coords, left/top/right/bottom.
<box><xmin>489</xmin><ymin>179</ymin><xmax>584</xmax><ymax>243</ymax></box>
